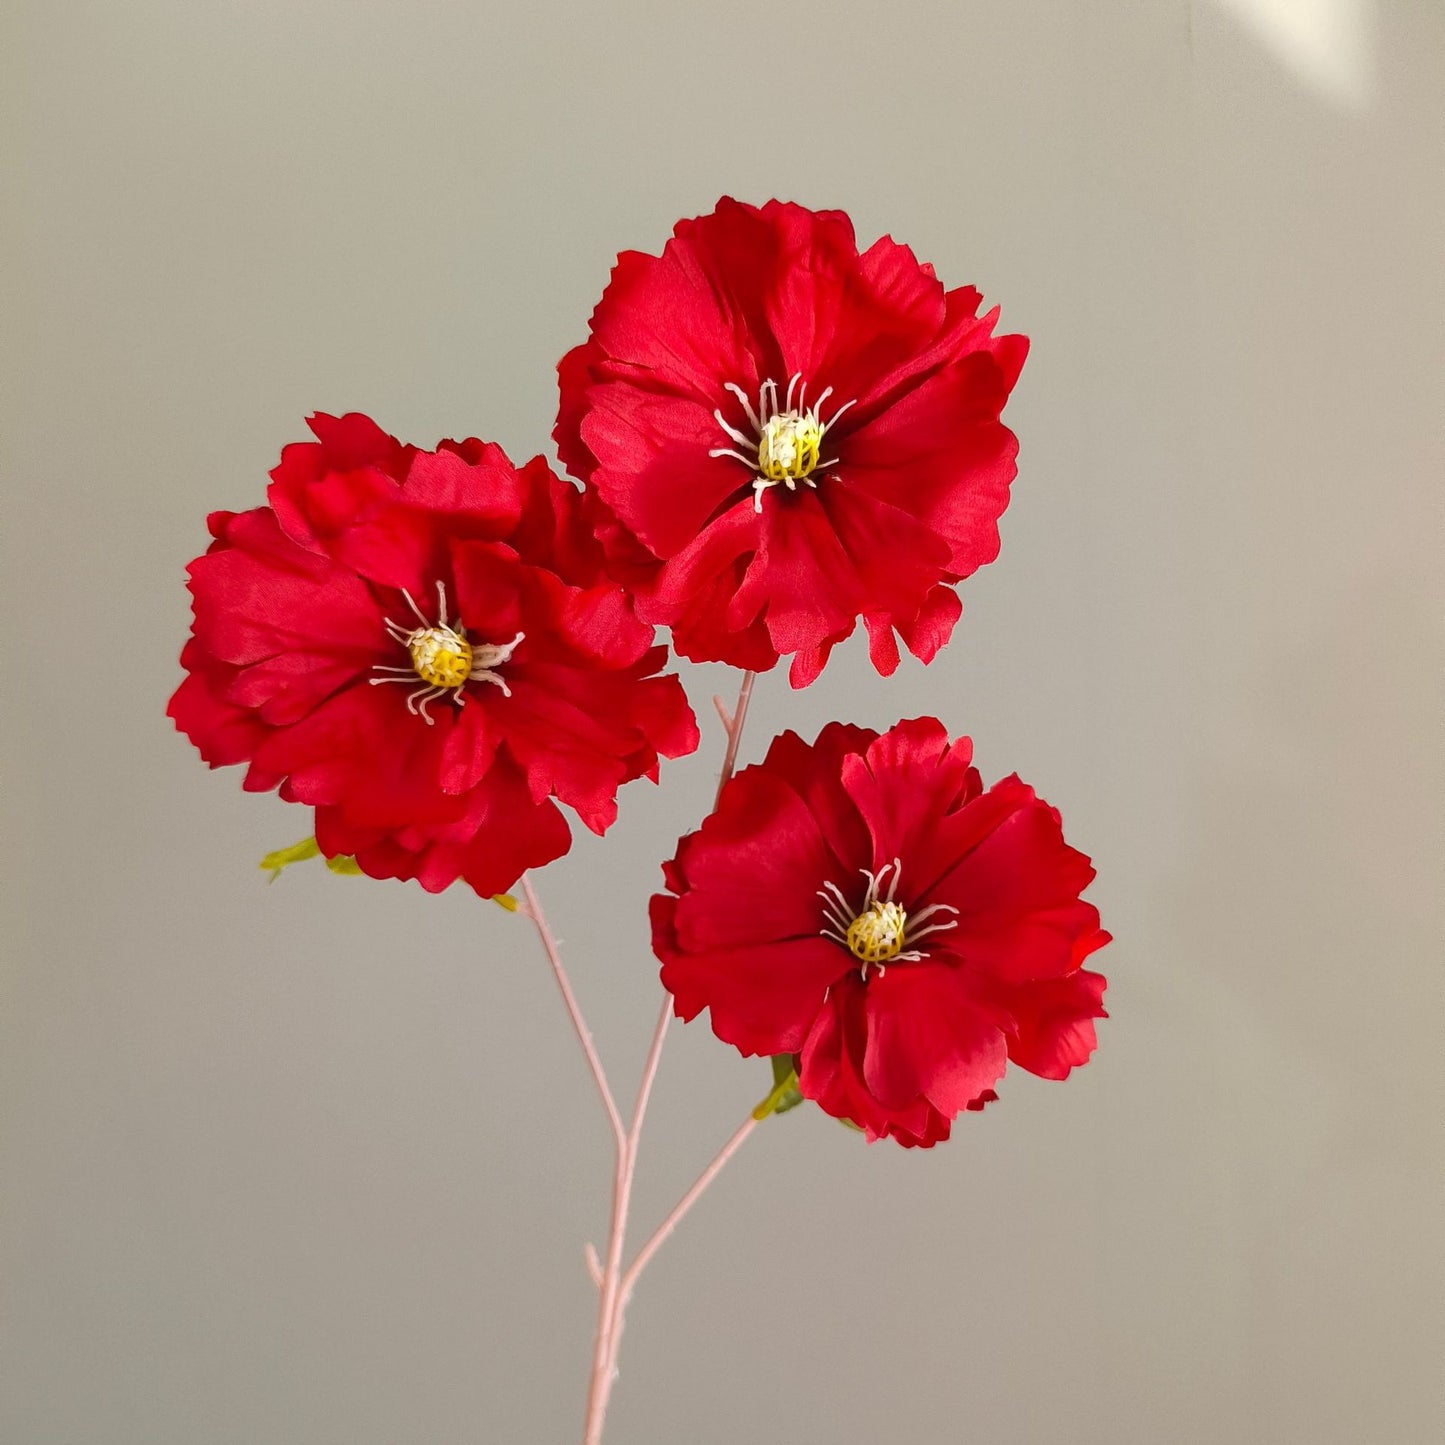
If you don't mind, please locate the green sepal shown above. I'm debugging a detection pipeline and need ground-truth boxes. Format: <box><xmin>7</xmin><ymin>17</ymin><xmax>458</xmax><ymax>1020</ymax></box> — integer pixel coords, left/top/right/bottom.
<box><xmin>752</xmin><ymin>1054</ymin><xmax>806</xmax><ymax>1120</ymax></box>
<box><xmin>260</xmin><ymin>837</ymin><xmax>363</xmax><ymax>880</ymax></box>
<box><xmin>260</xmin><ymin>837</ymin><xmax>515</xmax><ymax>910</ymax></box>
<box><xmin>260</xmin><ymin>837</ymin><xmax>322</xmax><ymax>879</ymax></box>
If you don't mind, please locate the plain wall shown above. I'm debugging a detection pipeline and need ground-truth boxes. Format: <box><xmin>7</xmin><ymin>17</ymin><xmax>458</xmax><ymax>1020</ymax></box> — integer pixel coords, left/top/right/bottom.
<box><xmin>3</xmin><ymin>2</ymin><xmax>1442</xmax><ymax>1441</ymax></box>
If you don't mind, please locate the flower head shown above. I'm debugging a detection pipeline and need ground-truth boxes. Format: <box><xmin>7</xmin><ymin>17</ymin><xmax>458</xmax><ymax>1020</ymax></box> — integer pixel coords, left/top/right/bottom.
<box><xmin>556</xmin><ymin>198</ymin><xmax>1029</xmax><ymax>687</ymax></box>
<box><xmin>169</xmin><ymin>413</ymin><xmax>699</xmax><ymax>896</ymax></box>
<box><xmin>652</xmin><ymin>718</ymin><xmax>1108</xmax><ymax>1147</ymax></box>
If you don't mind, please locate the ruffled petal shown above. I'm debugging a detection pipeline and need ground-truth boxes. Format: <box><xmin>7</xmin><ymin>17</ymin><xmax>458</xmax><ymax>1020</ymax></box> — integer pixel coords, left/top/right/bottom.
<box><xmin>798</xmin><ymin>980</ymin><xmax>954</xmax><ymax>1146</ymax></box>
<box><xmin>839</xmin><ymin>717</ymin><xmax>976</xmax><ymax>892</ymax></box>
<box><xmin>587</xmin><ymin>240</ymin><xmax>757</xmax><ymax>400</ymax></box>
<box><xmin>843</xmin><ymin>349</ymin><xmax>1022</xmax><ymax>579</ymax></box>
<box><xmin>666</xmin><ymin>762</ymin><xmax>841</xmax><ymax>951</ymax></box>
<box><xmin>657</xmin><ymin>918</ymin><xmax>847</xmax><ymax>1057</ymax></box>
<box><xmin>755</xmin><ymin>724</ymin><xmax>875</xmax><ymax>874</ymax></box>
<box><xmin>1002</xmin><ymin>961</ymin><xmax>1110</xmax><ymax>1080</ymax></box>
<box><xmin>267</xmin><ymin>412</ymin><xmax>413</xmax><ymax>556</ymax></box>
<box><xmin>862</xmin><ymin>964</ymin><xmax>1008</xmax><ymax>1117</ymax></box>
<box><xmin>732</xmin><ymin>490</ymin><xmax>863</xmax><ymax>658</ymax></box>
<box><xmin>167</xmin><ymin>656</ymin><xmax>269</xmax><ymax>768</ymax></box>
<box><xmin>582</xmin><ymin>384</ymin><xmax>748</xmax><ymax>559</ymax></box>
<box><xmin>925</xmin><ymin>782</ymin><xmax>1102</xmax><ymax>984</ymax></box>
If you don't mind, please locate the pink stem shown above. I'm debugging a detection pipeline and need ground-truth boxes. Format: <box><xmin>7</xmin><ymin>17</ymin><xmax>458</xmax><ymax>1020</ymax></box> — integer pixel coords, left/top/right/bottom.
<box><xmin>582</xmin><ymin>1000</ymin><xmax>672</xmax><ymax>1440</ymax></box>
<box><xmin>713</xmin><ymin>669</ymin><xmax>756</xmax><ymax>808</ymax></box>
<box><xmin>520</xmin><ymin>873</ymin><xmax>625</xmax><ymax>1149</ymax></box>
<box><xmin>583</xmin><ymin>1138</ymin><xmax>635</xmax><ymax>1442</ymax></box>
<box><xmin>601</xmin><ymin>1113</ymin><xmax>760</xmax><ymax>1387</ymax></box>
<box><xmin>581</xmin><ymin>668</ymin><xmax>759</xmax><ymax>1444</ymax></box>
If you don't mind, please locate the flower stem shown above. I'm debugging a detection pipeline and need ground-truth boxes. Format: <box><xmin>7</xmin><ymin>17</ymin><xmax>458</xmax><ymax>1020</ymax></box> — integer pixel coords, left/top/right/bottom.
<box><xmin>712</xmin><ymin>669</ymin><xmax>756</xmax><ymax>808</ymax></box>
<box><xmin>599</xmin><ymin>1111</ymin><xmax>760</xmax><ymax>1396</ymax></box>
<box><xmin>580</xmin><ymin>667</ymin><xmax>759</xmax><ymax>1445</ymax></box>
<box><xmin>519</xmin><ymin>873</ymin><xmax>625</xmax><ymax>1149</ymax></box>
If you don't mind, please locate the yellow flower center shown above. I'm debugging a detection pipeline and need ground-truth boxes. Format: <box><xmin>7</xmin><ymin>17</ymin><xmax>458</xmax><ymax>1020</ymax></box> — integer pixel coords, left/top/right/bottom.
<box><xmin>709</xmin><ymin>373</ymin><xmax>857</xmax><ymax>511</ymax></box>
<box><xmin>819</xmin><ymin>860</ymin><xmax>961</xmax><ymax>980</ymax></box>
<box><xmin>757</xmin><ymin>411</ymin><xmax>822</xmax><ymax>482</ymax></box>
<box><xmin>408</xmin><ymin>627</ymin><xmax>474</xmax><ymax>688</ymax></box>
<box><xmin>370</xmin><ymin>580</ymin><xmax>525</xmax><ymax>726</ymax></box>
<box><xmin>846</xmin><ymin>900</ymin><xmax>908</xmax><ymax>966</ymax></box>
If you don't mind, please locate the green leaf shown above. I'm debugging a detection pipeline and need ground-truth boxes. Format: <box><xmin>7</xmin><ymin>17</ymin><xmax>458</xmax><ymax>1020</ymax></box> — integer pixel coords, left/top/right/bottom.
<box><xmin>752</xmin><ymin>1055</ymin><xmax>806</xmax><ymax>1120</ymax></box>
<box><xmin>259</xmin><ymin>837</ymin><xmax>363</xmax><ymax>882</ymax></box>
<box><xmin>259</xmin><ymin>837</ymin><xmax>321</xmax><ymax>880</ymax></box>
<box><xmin>259</xmin><ymin>838</ymin><xmax>516</xmax><ymax>909</ymax></box>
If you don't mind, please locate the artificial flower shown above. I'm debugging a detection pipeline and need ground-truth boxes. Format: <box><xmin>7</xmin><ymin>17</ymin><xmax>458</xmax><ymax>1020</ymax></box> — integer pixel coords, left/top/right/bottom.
<box><xmin>169</xmin><ymin>413</ymin><xmax>699</xmax><ymax>896</ymax></box>
<box><xmin>652</xmin><ymin>718</ymin><xmax>1107</xmax><ymax>1146</ymax></box>
<box><xmin>555</xmin><ymin>198</ymin><xmax>1029</xmax><ymax>687</ymax></box>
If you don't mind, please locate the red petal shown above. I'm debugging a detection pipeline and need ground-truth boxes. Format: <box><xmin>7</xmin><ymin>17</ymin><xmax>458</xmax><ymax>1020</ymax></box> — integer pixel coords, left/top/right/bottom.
<box><xmin>798</xmin><ymin>981</ymin><xmax>946</xmax><ymax>1145</ymax></box>
<box><xmin>659</xmin><ymin>930</ymin><xmax>847</xmax><ymax>1057</ymax></box>
<box><xmin>839</xmin><ymin>717</ymin><xmax>976</xmax><ymax>887</ymax></box>
<box><xmin>862</xmin><ymin>614</ymin><xmax>902</xmax><ymax>676</ymax></box>
<box><xmin>925</xmin><ymin>784</ymin><xmax>1101</xmax><ymax>983</ymax></box>
<box><xmin>843</xmin><ymin>351</ymin><xmax>1021</xmax><ymax>580</ymax></box>
<box><xmin>756</xmin><ymin>724</ymin><xmax>875</xmax><ymax>873</ymax></box>
<box><xmin>896</xmin><ymin>585</ymin><xmax>962</xmax><ymax>664</ymax></box>
<box><xmin>1002</xmin><ymin>965</ymin><xmax>1109</xmax><ymax>1080</ymax></box>
<box><xmin>667</xmin><ymin>763</ymin><xmax>841</xmax><ymax>952</ymax></box>
<box><xmin>166</xmin><ymin>667</ymin><xmax>269</xmax><ymax>767</ymax></box>
<box><xmin>186</xmin><ymin>509</ymin><xmax>382</xmax><ymax>670</ymax></box>
<box><xmin>732</xmin><ymin>490</ymin><xmax>861</xmax><ymax>657</ymax></box>
<box><xmin>862</xmin><ymin>964</ymin><xmax>1008</xmax><ymax>1116</ymax></box>
<box><xmin>583</xmin><ymin>384</ymin><xmax>748</xmax><ymax>559</ymax></box>
<box><xmin>586</xmin><ymin>242</ymin><xmax>754</xmax><ymax>399</ymax></box>
<box><xmin>401</xmin><ymin>446</ymin><xmax>523</xmax><ymax>527</ymax></box>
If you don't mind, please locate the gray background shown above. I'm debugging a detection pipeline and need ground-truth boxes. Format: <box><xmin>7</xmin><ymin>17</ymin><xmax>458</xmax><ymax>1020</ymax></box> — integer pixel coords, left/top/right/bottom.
<box><xmin>4</xmin><ymin>2</ymin><xmax>1442</xmax><ymax>1442</ymax></box>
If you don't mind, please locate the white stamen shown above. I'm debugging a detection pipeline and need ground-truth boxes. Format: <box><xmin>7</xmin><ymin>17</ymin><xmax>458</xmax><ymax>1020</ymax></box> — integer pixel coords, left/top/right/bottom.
<box><xmin>817</xmin><ymin>881</ymin><xmax>855</xmax><ymax>936</ymax></box>
<box><xmin>907</xmin><ymin>902</ymin><xmax>960</xmax><ymax>933</ymax></box>
<box><xmin>407</xmin><ymin>685</ymin><xmax>447</xmax><ymax>722</ymax></box>
<box><xmin>401</xmin><ymin>588</ymin><xmax>432</xmax><ymax>628</ymax></box>
<box><xmin>723</xmin><ymin>382</ymin><xmax>762</xmax><ymax>434</ymax></box>
<box><xmin>709</xmin><ymin>446</ymin><xmax>758</xmax><ymax>467</ymax></box>
<box><xmin>712</xmin><ymin>411</ymin><xmax>754</xmax><ymax>449</ymax></box>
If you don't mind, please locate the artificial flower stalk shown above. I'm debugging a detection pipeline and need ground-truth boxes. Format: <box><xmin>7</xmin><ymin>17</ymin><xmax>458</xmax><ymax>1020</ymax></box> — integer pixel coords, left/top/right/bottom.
<box><xmin>600</xmin><ymin>1108</ymin><xmax>760</xmax><ymax>1398</ymax></box>
<box><xmin>517</xmin><ymin>670</ymin><xmax>758</xmax><ymax>1445</ymax></box>
<box><xmin>518</xmin><ymin>872</ymin><xmax>626</xmax><ymax>1148</ymax></box>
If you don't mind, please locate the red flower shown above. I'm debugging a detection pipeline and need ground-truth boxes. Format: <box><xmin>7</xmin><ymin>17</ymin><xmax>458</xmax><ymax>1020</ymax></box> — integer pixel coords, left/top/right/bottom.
<box><xmin>169</xmin><ymin>413</ymin><xmax>699</xmax><ymax>896</ymax></box>
<box><xmin>652</xmin><ymin>719</ymin><xmax>1107</xmax><ymax>1147</ymax></box>
<box><xmin>555</xmin><ymin>198</ymin><xmax>1029</xmax><ymax>687</ymax></box>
